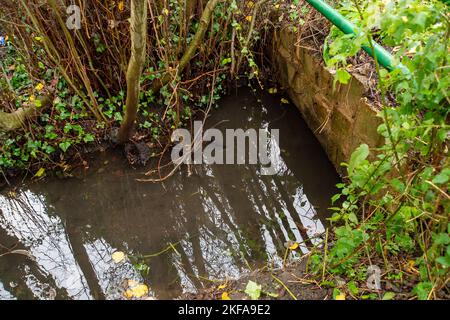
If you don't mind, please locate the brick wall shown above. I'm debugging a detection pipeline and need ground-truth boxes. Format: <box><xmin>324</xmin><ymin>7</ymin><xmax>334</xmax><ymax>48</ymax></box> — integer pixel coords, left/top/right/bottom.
<box><xmin>272</xmin><ymin>29</ymin><xmax>383</xmax><ymax>174</ymax></box>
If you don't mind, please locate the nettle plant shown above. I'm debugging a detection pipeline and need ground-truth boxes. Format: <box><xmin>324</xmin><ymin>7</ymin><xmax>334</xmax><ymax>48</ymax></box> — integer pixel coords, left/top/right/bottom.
<box><xmin>318</xmin><ymin>0</ymin><xmax>449</xmax><ymax>299</ymax></box>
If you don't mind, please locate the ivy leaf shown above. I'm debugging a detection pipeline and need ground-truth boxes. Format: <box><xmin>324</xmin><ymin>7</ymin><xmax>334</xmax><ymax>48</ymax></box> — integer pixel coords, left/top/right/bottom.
<box><xmin>221</xmin><ymin>57</ymin><xmax>232</xmax><ymax>66</ymax></box>
<box><xmin>413</xmin><ymin>282</ymin><xmax>433</xmax><ymax>300</ymax></box>
<box><xmin>83</xmin><ymin>134</ymin><xmax>95</xmax><ymax>143</ymax></box>
<box><xmin>336</xmin><ymin>68</ymin><xmax>351</xmax><ymax>84</ymax></box>
<box><xmin>245</xmin><ymin>281</ymin><xmax>262</xmax><ymax>300</ymax></box>
<box><xmin>59</xmin><ymin>141</ymin><xmax>71</xmax><ymax>153</ymax></box>
<box><xmin>432</xmin><ymin>169</ymin><xmax>449</xmax><ymax>185</ymax></box>
<box><xmin>436</xmin><ymin>255</ymin><xmax>450</xmax><ymax>268</ymax></box>
<box><xmin>347</xmin><ymin>281</ymin><xmax>359</xmax><ymax>295</ymax></box>
<box><xmin>382</xmin><ymin>292</ymin><xmax>395</xmax><ymax>300</ymax></box>
<box><xmin>348</xmin><ymin>213</ymin><xmax>358</xmax><ymax>224</ymax></box>
<box><xmin>347</xmin><ymin>144</ymin><xmax>369</xmax><ymax>176</ymax></box>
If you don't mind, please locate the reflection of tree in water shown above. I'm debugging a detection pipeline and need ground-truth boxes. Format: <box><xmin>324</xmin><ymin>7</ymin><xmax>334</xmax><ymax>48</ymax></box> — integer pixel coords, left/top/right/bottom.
<box><xmin>0</xmin><ymin>90</ymin><xmax>340</xmax><ymax>299</ymax></box>
<box><xmin>0</xmin><ymin>157</ymin><xmax>333</xmax><ymax>299</ymax></box>
<box><xmin>0</xmin><ymin>191</ymin><xmax>86</xmax><ymax>299</ymax></box>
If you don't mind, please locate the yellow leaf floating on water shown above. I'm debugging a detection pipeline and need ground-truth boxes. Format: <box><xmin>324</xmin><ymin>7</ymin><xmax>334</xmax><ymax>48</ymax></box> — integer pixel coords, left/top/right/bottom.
<box><xmin>118</xmin><ymin>1</ymin><xmax>125</xmax><ymax>12</ymax></box>
<box><xmin>111</xmin><ymin>251</ymin><xmax>125</xmax><ymax>263</ymax></box>
<box><xmin>7</xmin><ymin>191</ymin><xmax>17</xmax><ymax>198</ymax></box>
<box><xmin>127</xmin><ymin>279</ymin><xmax>138</xmax><ymax>287</ymax></box>
<box><xmin>35</xmin><ymin>83</ymin><xmax>44</xmax><ymax>91</ymax></box>
<box><xmin>335</xmin><ymin>293</ymin><xmax>346</xmax><ymax>300</ymax></box>
<box><xmin>124</xmin><ymin>283</ymin><xmax>149</xmax><ymax>299</ymax></box>
<box><xmin>221</xmin><ymin>292</ymin><xmax>231</xmax><ymax>300</ymax></box>
<box><xmin>280</xmin><ymin>98</ymin><xmax>290</xmax><ymax>104</ymax></box>
<box><xmin>124</xmin><ymin>290</ymin><xmax>132</xmax><ymax>299</ymax></box>
<box><xmin>289</xmin><ymin>242</ymin><xmax>299</xmax><ymax>250</ymax></box>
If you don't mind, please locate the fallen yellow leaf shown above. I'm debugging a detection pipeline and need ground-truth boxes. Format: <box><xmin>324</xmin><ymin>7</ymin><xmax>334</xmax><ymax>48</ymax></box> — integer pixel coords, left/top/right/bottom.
<box><xmin>404</xmin><ymin>260</ymin><xmax>419</xmax><ymax>274</ymax></box>
<box><xmin>268</xmin><ymin>87</ymin><xmax>278</xmax><ymax>94</ymax></box>
<box><xmin>280</xmin><ymin>98</ymin><xmax>290</xmax><ymax>104</ymax></box>
<box><xmin>124</xmin><ymin>289</ymin><xmax>133</xmax><ymax>299</ymax></box>
<box><xmin>245</xmin><ymin>15</ymin><xmax>252</xmax><ymax>22</ymax></box>
<box><xmin>289</xmin><ymin>242</ymin><xmax>299</xmax><ymax>250</ymax></box>
<box><xmin>163</xmin><ymin>8</ymin><xmax>169</xmax><ymax>15</ymax></box>
<box><xmin>111</xmin><ymin>251</ymin><xmax>125</xmax><ymax>263</ymax></box>
<box><xmin>125</xmin><ymin>283</ymin><xmax>149</xmax><ymax>299</ymax></box>
<box><xmin>118</xmin><ymin>1</ymin><xmax>125</xmax><ymax>12</ymax></box>
<box><xmin>247</xmin><ymin>1</ymin><xmax>254</xmax><ymax>8</ymax></box>
<box><xmin>35</xmin><ymin>83</ymin><xmax>44</xmax><ymax>91</ymax></box>
<box><xmin>218</xmin><ymin>283</ymin><xmax>227</xmax><ymax>290</ymax></box>
<box><xmin>132</xmin><ymin>284</ymin><xmax>148</xmax><ymax>298</ymax></box>
<box><xmin>34</xmin><ymin>168</ymin><xmax>45</xmax><ymax>178</ymax></box>
<box><xmin>7</xmin><ymin>191</ymin><xmax>17</xmax><ymax>198</ymax></box>
<box><xmin>335</xmin><ymin>293</ymin><xmax>346</xmax><ymax>300</ymax></box>
<box><xmin>221</xmin><ymin>292</ymin><xmax>231</xmax><ymax>300</ymax></box>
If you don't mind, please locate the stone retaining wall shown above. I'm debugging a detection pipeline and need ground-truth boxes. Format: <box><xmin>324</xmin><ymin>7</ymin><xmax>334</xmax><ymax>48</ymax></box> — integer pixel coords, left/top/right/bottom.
<box><xmin>271</xmin><ymin>29</ymin><xmax>383</xmax><ymax>174</ymax></box>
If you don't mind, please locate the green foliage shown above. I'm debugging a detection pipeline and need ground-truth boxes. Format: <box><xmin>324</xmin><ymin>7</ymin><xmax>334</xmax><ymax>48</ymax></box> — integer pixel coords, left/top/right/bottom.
<box><xmin>245</xmin><ymin>280</ymin><xmax>262</xmax><ymax>300</ymax></box>
<box><xmin>320</xmin><ymin>0</ymin><xmax>449</xmax><ymax>300</ymax></box>
<box><xmin>0</xmin><ymin>46</ymin><xmax>99</xmax><ymax>172</ymax></box>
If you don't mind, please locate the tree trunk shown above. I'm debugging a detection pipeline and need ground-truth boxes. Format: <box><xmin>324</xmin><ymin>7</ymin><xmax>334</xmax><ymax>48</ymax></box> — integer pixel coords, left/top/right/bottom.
<box><xmin>150</xmin><ymin>0</ymin><xmax>222</xmax><ymax>94</ymax></box>
<box><xmin>117</xmin><ymin>0</ymin><xmax>148</xmax><ymax>143</ymax></box>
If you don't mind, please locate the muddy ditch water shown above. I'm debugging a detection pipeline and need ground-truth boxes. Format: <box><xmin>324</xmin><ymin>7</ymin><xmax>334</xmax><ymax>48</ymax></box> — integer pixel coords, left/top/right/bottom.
<box><xmin>0</xmin><ymin>88</ymin><xmax>340</xmax><ymax>300</ymax></box>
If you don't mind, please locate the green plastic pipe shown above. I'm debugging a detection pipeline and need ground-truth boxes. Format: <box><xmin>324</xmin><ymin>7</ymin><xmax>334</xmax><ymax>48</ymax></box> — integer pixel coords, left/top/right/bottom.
<box><xmin>305</xmin><ymin>0</ymin><xmax>402</xmax><ymax>72</ymax></box>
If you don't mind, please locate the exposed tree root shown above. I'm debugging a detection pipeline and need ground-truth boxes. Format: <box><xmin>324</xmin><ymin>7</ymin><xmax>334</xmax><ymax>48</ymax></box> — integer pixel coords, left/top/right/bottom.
<box><xmin>0</xmin><ymin>96</ymin><xmax>51</xmax><ymax>132</ymax></box>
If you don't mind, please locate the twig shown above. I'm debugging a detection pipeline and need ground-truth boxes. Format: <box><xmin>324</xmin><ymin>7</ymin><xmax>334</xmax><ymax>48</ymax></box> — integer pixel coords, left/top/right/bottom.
<box><xmin>271</xmin><ymin>274</ymin><xmax>297</xmax><ymax>300</ymax></box>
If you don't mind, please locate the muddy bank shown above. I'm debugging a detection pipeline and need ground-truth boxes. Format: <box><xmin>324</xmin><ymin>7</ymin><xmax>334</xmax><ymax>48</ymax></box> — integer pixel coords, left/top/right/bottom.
<box><xmin>181</xmin><ymin>257</ymin><xmax>329</xmax><ymax>300</ymax></box>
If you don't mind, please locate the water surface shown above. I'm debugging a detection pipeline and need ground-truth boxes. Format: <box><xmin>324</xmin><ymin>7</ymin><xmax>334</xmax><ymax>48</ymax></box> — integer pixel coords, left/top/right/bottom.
<box><xmin>0</xmin><ymin>89</ymin><xmax>339</xmax><ymax>299</ymax></box>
